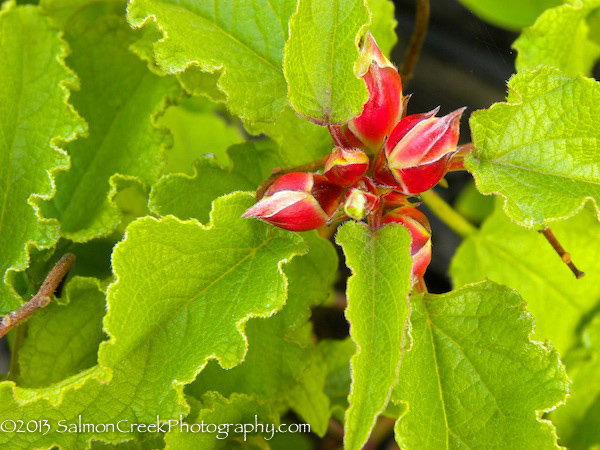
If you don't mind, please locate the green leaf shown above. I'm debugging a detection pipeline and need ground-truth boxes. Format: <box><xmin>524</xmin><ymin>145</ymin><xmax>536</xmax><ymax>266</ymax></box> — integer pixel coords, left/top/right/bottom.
<box><xmin>392</xmin><ymin>281</ymin><xmax>569</xmax><ymax>449</ymax></box>
<box><xmin>319</xmin><ymin>338</ymin><xmax>356</xmax><ymax>419</ymax></box>
<box><xmin>335</xmin><ymin>221</ymin><xmax>412</xmax><ymax>450</ymax></box>
<box><xmin>454</xmin><ymin>181</ymin><xmax>495</xmax><ymax>225</ymax></box>
<box><xmin>101</xmin><ymin>192</ymin><xmax>305</xmax><ymax>371</ymax></box>
<box><xmin>150</xmin><ymin>142</ymin><xmax>283</xmax><ymax>223</ymax></box>
<box><xmin>159</xmin><ymin>101</ymin><xmax>244</xmax><ymax>174</ymax></box>
<box><xmin>40</xmin><ymin>0</ymin><xmax>180</xmax><ymax>242</ymax></box>
<box><xmin>551</xmin><ymin>315</ymin><xmax>600</xmax><ymax>449</ymax></box>
<box><xmin>451</xmin><ymin>203</ymin><xmax>600</xmax><ymax>354</ymax></box>
<box><xmin>0</xmin><ymin>193</ymin><xmax>306</xmax><ymax>448</ymax></box>
<box><xmin>165</xmin><ymin>392</ymin><xmax>278</xmax><ymax>448</ymax></box>
<box><xmin>17</xmin><ymin>277</ymin><xmax>107</xmax><ymax>388</ymax></box>
<box><xmin>514</xmin><ymin>0</ymin><xmax>600</xmax><ymax>76</ymax></box>
<box><xmin>458</xmin><ymin>0</ymin><xmax>561</xmax><ymax>30</ymax></box>
<box><xmin>467</xmin><ymin>67</ymin><xmax>600</xmax><ymax>228</ymax></box>
<box><xmin>0</xmin><ymin>3</ymin><xmax>86</xmax><ymax>313</ymax></box>
<box><xmin>245</xmin><ymin>106</ymin><xmax>333</xmax><ymax>166</ymax></box>
<box><xmin>186</xmin><ymin>232</ymin><xmax>338</xmax><ymax>436</ymax></box>
<box><xmin>366</xmin><ymin>0</ymin><xmax>397</xmax><ymax>57</ymax></box>
<box><xmin>126</xmin><ymin>0</ymin><xmax>298</xmax><ymax>123</ymax></box>
<box><xmin>283</xmin><ymin>0</ymin><xmax>369</xmax><ymax>124</ymax></box>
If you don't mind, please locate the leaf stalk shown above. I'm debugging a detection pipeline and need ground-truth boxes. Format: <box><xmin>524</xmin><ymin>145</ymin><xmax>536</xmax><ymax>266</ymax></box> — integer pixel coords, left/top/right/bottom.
<box><xmin>420</xmin><ymin>189</ymin><xmax>477</xmax><ymax>238</ymax></box>
<box><xmin>539</xmin><ymin>228</ymin><xmax>585</xmax><ymax>279</ymax></box>
<box><xmin>0</xmin><ymin>253</ymin><xmax>76</xmax><ymax>339</ymax></box>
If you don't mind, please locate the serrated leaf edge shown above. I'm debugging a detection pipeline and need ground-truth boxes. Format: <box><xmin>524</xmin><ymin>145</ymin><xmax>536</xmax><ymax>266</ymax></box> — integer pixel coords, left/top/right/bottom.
<box><xmin>392</xmin><ymin>280</ymin><xmax>570</xmax><ymax>449</ymax></box>
<box><xmin>0</xmin><ymin>3</ymin><xmax>88</xmax><ymax>311</ymax></box>
<box><xmin>102</xmin><ymin>191</ymin><xmax>307</xmax><ymax>417</ymax></box>
<box><xmin>125</xmin><ymin>1</ymin><xmax>286</xmax><ymax>124</ymax></box>
<box><xmin>282</xmin><ymin>0</ymin><xmax>372</xmax><ymax>126</ymax></box>
<box><xmin>337</xmin><ymin>221</ymin><xmax>412</xmax><ymax>450</ymax></box>
<box><xmin>467</xmin><ymin>68</ymin><xmax>600</xmax><ymax>229</ymax></box>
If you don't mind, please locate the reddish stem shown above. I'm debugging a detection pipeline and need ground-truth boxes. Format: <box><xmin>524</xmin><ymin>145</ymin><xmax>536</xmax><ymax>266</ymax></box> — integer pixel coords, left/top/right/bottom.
<box><xmin>447</xmin><ymin>143</ymin><xmax>474</xmax><ymax>172</ymax></box>
<box><xmin>0</xmin><ymin>254</ymin><xmax>76</xmax><ymax>339</ymax></box>
<box><xmin>539</xmin><ymin>228</ymin><xmax>585</xmax><ymax>279</ymax></box>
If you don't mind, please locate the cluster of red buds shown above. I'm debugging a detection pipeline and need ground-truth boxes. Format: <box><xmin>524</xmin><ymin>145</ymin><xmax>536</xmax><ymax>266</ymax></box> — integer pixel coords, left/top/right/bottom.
<box><xmin>243</xmin><ymin>33</ymin><xmax>465</xmax><ymax>286</ymax></box>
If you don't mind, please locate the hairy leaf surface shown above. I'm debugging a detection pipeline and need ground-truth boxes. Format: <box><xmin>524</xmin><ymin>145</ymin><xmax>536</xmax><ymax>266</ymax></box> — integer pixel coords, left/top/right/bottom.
<box><xmin>127</xmin><ymin>0</ymin><xmax>298</xmax><ymax>123</ymax></box>
<box><xmin>0</xmin><ymin>193</ymin><xmax>305</xmax><ymax>448</ymax></box>
<box><xmin>451</xmin><ymin>204</ymin><xmax>600</xmax><ymax>354</ymax></box>
<box><xmin>392</xmin><ymin>282</ymin><xmax>569</xmax><ymax>449</ymax></box>
<box><xmin>41</xmin><ymin>0</ymin><xmax>180</xmax><ymax>241</ymax></box>
<box><xmin>284</xmin><ymin>0</ymin><xmax>369</xmax><ymax>124</ymax></box>
<box><xmin>468</xmin><ymin>67</ymin><xmax>600</xmax><ymax>228</ymax></box>
<box><xmin>0</xmin><ymin>3</ymin><xmax>85</xmax><ymax>312</ymax></box>
<box><xmin>336</xmin><ymin>221</ymin><xmax>412</xmax><ymax>450</ymax></box>
<box><xmin>514</xmin><ymin>0</ymin><xmax>600</xmax><ymax>75</ymax></box>
<box><xmin>186</xmin><ymin>232</ymin><xmax>337</xmax><ymax>436</ymax></box>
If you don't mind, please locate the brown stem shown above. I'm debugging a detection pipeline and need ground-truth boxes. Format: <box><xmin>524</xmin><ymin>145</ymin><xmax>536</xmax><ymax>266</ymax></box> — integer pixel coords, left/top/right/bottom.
<box><xmin>400</xmin><ymin>0</ymin><xmax>430</xmax><ymax>83</ymax></box>
<box><xmin>255</xmin><ymin>156</ymin><xmax>328</xmax><ymax>200</ymax></box>
<box><xmin>0</xmin><ymin>253</ymin><xmax>76</xmax><ymax>339</ymax></box>
<box><xmin>539</xmin><ymin>228</ymin><xmax>585</xmax><ymax>279</ymax></box>
<box><xmin>447</xmin><ymin>143</ymin><xmax>474</xmax><ymax>172</ymax></box>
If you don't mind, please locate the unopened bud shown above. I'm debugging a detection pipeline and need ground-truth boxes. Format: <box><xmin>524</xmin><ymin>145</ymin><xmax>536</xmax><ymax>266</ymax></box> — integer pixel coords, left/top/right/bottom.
<box><xmin>374</xmin><ymin>107</ymin><xmax>465</xmax><ymax>194</ymax></box>
<box><xmin>382</xmin><ymin>206</ymin><xmax>432</xmax><ymax>283</ymax></box>
<box><xmin>328</xmin><ymin>33</ymin><xmax>403</xmax><ymax>153</ymax></box>
<box><xmin>324</xmin><ymin>147</ymin><xmax>370</xmax><ymax>186</ymax></box>
<box><xmin>242</xmin><ymin>173</ymin><xmax>344</xmax><ymax>231</ymax></box>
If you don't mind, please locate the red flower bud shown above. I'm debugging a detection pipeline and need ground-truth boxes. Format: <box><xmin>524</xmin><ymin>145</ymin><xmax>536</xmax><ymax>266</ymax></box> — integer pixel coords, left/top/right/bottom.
<box><xmin>373</xmin><ymin>107</ymin><xmax>465</xmax><ymax>194</ymax></box>
<box><xmin>324</xmin><ymin>147</ymin><xmax>370</xmax><ymax>186</ymax></box>
<box><xmin>380</xmin><ymin>190</ymin><xmax>411</xmax><ymax>209</ymax></box>
<box><xmin>242</xmin><ymin>173</ymin><xmax>344</xmax><ymax>231</ymax></box>
<box><xmin>328</xmin><ymin>33</ymin><xmax>403</xmax><ymax>153</ymax></box>
<box><xmin>382</xmin><ymin>207</ymin><xmax>432</xmax><ymax>283</ymax></box>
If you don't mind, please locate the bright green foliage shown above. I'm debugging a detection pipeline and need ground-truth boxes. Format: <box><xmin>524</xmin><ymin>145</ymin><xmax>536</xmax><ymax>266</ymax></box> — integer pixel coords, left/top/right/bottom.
<box><xmin>467</xmin><ymin>67</ymin><xmax>600</xmax><ymax>228</ymax></box>
<box><xmin>187</xmin><ymin>232</ymin><xmax>337</xmax><ymax>436</ymax></box>
<box><xmin>459</xmin><ymin>0</ymin><xmax>561</xmax><ymax>30</ymax></box>
<box><xmin>101</xmin><ymin>192</ymin><xmax>305</xmax><ymax>371</ymax></box>
<box><xmin>514</xmin><ymin>0</ymin><xmax>600</xmax><ymax>76</ymax></box>
<box><xmin>552</xmin><ymin>315</ymin><xmax>600</xmax><ymax>449</ymax></box>
<box><xmin>319</xmin><ymin>338</ymin><xmax>356</xmax><ymax>419</ymax></box>
<box><xmin>245</xmin><ymin>107</ymin><xmax>333</xmax><ymax>166</ymax></box>
<box><xmin>0</xmin><ymin>3</ymin><xmax>85</xmax><ymax>313</ymax></box>
<box><xmin>392</xmin><ymin>282</ymin><xmax>569</xmax><ymax>449</ymax></box>
<box><xmin>40</xmin><ymin>0</ymin><xmax>180</xmax><ymax>242</ymax></box>
<box><xmin>150</xmin><ymin>142</ymin><xmax>283</xmax><ymax>223</ymax></box>
<box><xmin>284</xmin><ymin>0</ymin><xmax>369</xmax><ymax>124</ymax></box>
<box><xmin>177</xmin><ymin>68</ymin><xmax>226</xmax><ymax>105</ymax></box>
<box><xmin>165</xmin><ymin>392</ymin><xmax>278</xmax><ymax>448</ymax></box>
<box><xmin>451</xmin><ymin>204</ymin><xmax>600</xmax><ymax>354</ymax></box>
<box><xmin>366</xmin><ymin>0</ymin><xmax>397</xmax><ymax>57</ymax></box>
<box><xmin>17</xmin><ymin>277</ymin><xmax>107</xmax><ymax>388</ymax></box>
<box><xmin>127</xmin><ymin>0</ymin><xmax>298</xmax><ymax>123</ymax></box>
<box><xmin>336</xmin><ymin>222</ymin><xmax>412</xmax><ymax>450</ymax></box>
<box><xmin>159</xmin><ymin>100</ymin><xmax>244</xmax><ymax>174</ymax></box>
<box><xmin>454</xmin><ymin>181</ymin><xmax>495</xmax><ymax>225</ymax></box>
<box><xmin>0</xmin><ymin>193</ymin><xmax>305</xmax><ymax>448</ymax></box>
